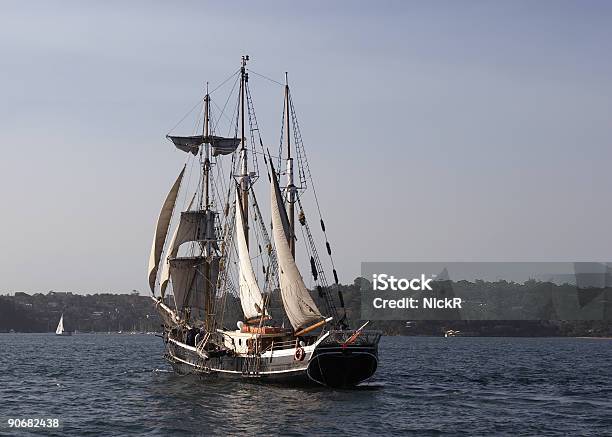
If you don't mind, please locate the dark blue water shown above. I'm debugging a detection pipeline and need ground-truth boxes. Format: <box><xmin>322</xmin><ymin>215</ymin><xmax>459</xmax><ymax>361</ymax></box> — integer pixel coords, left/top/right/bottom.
<box><xmin>0</xmin><ymin>335</ymin><xmax>610</xmax><ymax>436</ymax></box>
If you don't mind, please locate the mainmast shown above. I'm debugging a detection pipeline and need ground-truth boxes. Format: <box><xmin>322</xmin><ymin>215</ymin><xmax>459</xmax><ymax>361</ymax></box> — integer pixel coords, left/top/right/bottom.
<box><xmin>202</xmin><ymin>87</ymin><xmax>213</xmax><ymax>330</ymax></box>
<box><xmin>239</xmin><ymin>55</ymin><xmax>250</xmax><ymax>247</ymax></box>
<box><xmin>284</xmin><ymin>73</ymin><xmax>296</xmax><ymax>258</ymax></box>
<box><xmin>203</xmin><ymin>87</ymin><xmax>211</xmax><ymax>209</ymax></box>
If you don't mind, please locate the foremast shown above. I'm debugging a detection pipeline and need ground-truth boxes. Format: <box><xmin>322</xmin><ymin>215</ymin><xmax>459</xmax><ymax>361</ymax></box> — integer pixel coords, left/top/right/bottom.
<box><xmin>201</xmin><ymin>89</ymin><xmax>215</xmax><ymax>332</ymax></box>
<box><xmin>151</xmin><ymin>83</ymin><xmax>241</xmax><ymax>332</ymax></box>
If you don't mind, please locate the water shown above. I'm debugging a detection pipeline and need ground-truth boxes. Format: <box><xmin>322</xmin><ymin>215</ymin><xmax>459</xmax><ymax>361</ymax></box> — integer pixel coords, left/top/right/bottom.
<box><xmin>0</xmin><ymin>335</ymin><xmax>610</xmax><ymax>436</ymax></box>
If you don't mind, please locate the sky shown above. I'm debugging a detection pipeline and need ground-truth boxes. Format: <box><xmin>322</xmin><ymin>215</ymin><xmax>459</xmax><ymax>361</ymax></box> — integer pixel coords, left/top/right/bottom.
<box><xmin>1</xmin><ymin>1</ymin><xmax>612</xmax><ymax>294</ymax></box>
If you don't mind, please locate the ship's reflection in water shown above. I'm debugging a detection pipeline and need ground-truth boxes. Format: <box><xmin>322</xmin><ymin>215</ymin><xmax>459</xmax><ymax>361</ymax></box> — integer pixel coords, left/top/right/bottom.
<box><xmin>149</xmin><ymin>372</ymin><xmax>384</xmax><ymax>434</ymax></box>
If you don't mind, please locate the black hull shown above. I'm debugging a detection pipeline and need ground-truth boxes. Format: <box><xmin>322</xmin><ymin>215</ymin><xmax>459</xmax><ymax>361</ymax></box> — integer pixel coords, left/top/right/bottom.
<box><xmin>307</xmin><ymin>345</ymin><xmax>378</xmax><ymax>387</ymax></box>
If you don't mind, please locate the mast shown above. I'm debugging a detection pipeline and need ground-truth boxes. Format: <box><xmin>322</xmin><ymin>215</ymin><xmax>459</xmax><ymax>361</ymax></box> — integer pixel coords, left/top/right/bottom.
<box><xmin>156</xmin><ymin>75</ymin><xmax>243</xmax><ymax>330</ymax></box>
<box><xmin>203</xmin><ymin>86</ymin><xmax>210</xmax><ymax>209</ymax></box>
<box><xmin>269</xmin><ymin>155</ymin><xmax>324</xmax><ymax>330</ymax></box>
<box><xmin>239</xmin><ymin>55</ymin><xmax>249</xmax><ymax>247</ymax></box>
<box><xmin>284</xmin><ymin>73</ymin><xmax>296</xmax><ymax>258</ymax></box>
<box><xmin>203</xmin><ymin>87</ymin><xmax>212</xmax><ymax>329</ymax></box>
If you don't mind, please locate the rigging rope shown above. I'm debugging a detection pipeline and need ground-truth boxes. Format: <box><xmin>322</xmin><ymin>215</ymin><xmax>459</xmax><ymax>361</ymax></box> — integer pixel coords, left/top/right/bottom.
<box><xmin>166</xmin><ymin>99</ymin><xmax>203</xmax><ymax>136</ymax></box>
<box><xmin>245</xmin><ymin>83</ymin><xmax>261</xmax><ymax>178</ymax></box>
<box><xmin>288</xmin><ymin>92</ymin><xmax>341</xmax><ymax>287</ymax></box>
<box><xmin>209</xmin><ymin>69</ymin><xmax>241</xmax><ymax>95</ymax></box>
<box><xmin>211</xmin><ymin>74</ymin><xmax>240</xmax><ymax>133</ymax></box>
<box><xmin>247</xmin><ymin>69</ymin><xmax>284</xmax><ymax>87</ymax></box>
<box><xmin>166</xmin><ymin>69</ymin><xmax>239</xmax><ymax>136</ymax></box>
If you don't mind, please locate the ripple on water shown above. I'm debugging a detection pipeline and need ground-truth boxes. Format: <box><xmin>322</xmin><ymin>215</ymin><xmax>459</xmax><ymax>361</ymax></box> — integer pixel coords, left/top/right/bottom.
<box><xmin>0</xmin><ymin>335</ymin><xmax>610</xmax><ymax>435</ymax></box>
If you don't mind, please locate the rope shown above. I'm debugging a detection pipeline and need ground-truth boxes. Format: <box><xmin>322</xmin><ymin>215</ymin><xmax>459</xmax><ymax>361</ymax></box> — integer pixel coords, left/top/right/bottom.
<box><xmin>165</xmin><ymin>69</ymin><xmax>239</xmax><ymax>136</ymax></box>
<box><xmin>245</xmin><ymin>83</ymin><xmax>261</xmax><ymax>177</ymax></box>
<box><xmin>288</xmin><ymin>92</ymin><xmax>341</xmax><ymax>283</ymax></box>
<box><xmin>247</xmin><ymin>69</ymin><xmax>284</xmax><ymax>87</ymax></box>
<box><xmin>211</xmin><ymin>74</ymin><xmax>240</xmax><ymax>133</ymax></box>
<box><xmin>166</xmin><ymin>99</ymin><xmax>203</xmax><ymax>136</ymax></box>
<box><xmin>209</xmin><ymin>69</ymin><xmax>241</xmax><ymax>95</ymax></box>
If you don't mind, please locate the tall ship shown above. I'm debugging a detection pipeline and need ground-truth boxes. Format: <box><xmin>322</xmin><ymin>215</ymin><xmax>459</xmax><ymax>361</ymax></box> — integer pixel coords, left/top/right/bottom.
<box><xmin>147</xmin><ymin>56</ymin><xmax>380</xmax><ymax>387</ymax></box>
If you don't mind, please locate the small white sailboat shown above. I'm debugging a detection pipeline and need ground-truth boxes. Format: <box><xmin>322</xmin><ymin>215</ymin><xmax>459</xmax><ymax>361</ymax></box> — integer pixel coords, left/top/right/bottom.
<box><xmin>55</xmin><ymin>313</ymin><xmax>71</xmax><ymax>336</ymax></box>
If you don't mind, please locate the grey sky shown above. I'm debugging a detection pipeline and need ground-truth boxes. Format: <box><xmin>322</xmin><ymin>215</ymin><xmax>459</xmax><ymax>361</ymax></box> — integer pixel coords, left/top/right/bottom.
<box><xmin>1</xmin><ymin>1</ymin><xmax>611</xmax><ymax>294</ymax></box>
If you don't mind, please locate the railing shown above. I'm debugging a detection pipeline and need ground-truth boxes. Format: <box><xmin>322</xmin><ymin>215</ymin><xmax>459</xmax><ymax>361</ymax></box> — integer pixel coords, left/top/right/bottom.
<box><xmin>258</xmin><ymin>338</ymin><xmax>299</xmax><ymax>354</ymax></box>
<box><xmin>322</xmin><ymin>329</ymin><xmax>382</xmax><ymax>346</ymax></box>
<box><xmin>255</xmin><ymin>330</ymin><xmax>382</xmax><ymax>354</ymax></box>
<box><xmin>271</xmin><ymin>339</ymin><xmax>299</xmax><ymax>350</ymax></box>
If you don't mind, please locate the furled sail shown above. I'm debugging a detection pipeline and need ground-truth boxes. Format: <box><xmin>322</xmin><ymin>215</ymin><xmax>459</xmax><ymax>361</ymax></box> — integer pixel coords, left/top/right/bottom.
<box><xmin>167</xmin><ymin>135</ymin><xmax>240</xmax><ymax>156</ymax></box>
<box><xmin>269</xmin><ymin>163</ymin><xmax>322</xmax><ymax>330</ymax></box>
<box><xmin>148</xmin><ymin>166</ymin><xmax>185</xmax><ymax>293</ymax></box>
<box><xmin>169</xmin><ymin>256</ymin><xmax>220</xmax><ymax>313</ymax></box>
<box><xmin>235</xmin><ymin>187</ymin><xmax>267</xmax><ymax>320</ymax></box>
<box><xmin>211</xmin><ymin>137</ymin><xmax>241</xmax><ymax>157</ymax></box>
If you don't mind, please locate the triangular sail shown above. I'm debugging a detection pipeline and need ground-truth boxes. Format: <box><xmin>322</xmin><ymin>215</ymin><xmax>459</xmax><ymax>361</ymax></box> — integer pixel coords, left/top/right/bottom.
<box><xmin>270</xmin><ymin>163</ymin><xmax>322</xmax><ymax>330</ymax></box>
<box><xmin>56</xmin><ymin>314</ymin><xmax>64</xmax><ymax>334</ymax></box>
<box><xmin>235</xmin><ymin>187</ymin><xmax>267</xmax><ymax>320</ymax></box>
<box><xmin>148</xmin><ymin>166</ymin><xmax>185</xmax><ymax>293</ymax></box>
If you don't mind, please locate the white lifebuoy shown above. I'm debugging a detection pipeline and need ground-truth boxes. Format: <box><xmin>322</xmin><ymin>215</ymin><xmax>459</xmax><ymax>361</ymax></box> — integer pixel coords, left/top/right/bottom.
<box><xmin>294</xmin><ymin>346</ymin><xmax>305</xmax><ymax>361</ymax></box>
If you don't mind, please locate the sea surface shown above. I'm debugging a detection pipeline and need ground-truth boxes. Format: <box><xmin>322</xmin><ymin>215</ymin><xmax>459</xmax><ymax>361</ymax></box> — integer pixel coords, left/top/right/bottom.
<box><xmin>0</xmin><ymin>334</ymin><xmax>610</xmax><ymax>436</ymax></box>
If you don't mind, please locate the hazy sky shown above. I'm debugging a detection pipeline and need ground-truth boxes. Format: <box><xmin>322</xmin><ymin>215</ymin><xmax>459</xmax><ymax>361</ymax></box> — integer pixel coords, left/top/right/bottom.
<box><xmin>1</xmin><ymin>1</ymin><xmax>612</xmax><ymax>294</ymax></box>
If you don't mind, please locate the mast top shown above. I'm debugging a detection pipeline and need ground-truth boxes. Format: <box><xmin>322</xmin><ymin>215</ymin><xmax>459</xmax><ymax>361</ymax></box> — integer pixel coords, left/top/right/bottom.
<box><xmin>240</xmin><ymin>55</ymin><xmax>249</xmax><ymax>153</ymax></box>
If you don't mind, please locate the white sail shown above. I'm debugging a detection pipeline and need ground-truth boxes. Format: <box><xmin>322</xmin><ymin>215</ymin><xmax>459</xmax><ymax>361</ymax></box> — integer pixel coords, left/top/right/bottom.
<box><xmin>270</xmin><ymin>168</ymin><xmax>322</xmax><ymax>330</ymax></box>
<box><xmin>56</xmin><ymin>314</ymin><xmax>64</xmax><ymax>335</ymax></box>
<box><xmin>235</xmin><ymin>188</ymin><xmax>267</xmax><ymax>320</ymax></box>
<box><xmin>148</xmin><ymin>166</ymin><xmax>185</xmax><ymax>293</ymax></box>
<box><xmin>169</xmin><ymin>256</ymin><xmax>218</xmax><ymax>312</ymax></box>
<box><xmin>159</xmin><ymin>221</ymin><xmax>178</xmax><ymax>297</ymax></box>
<box><xmin>160</xmin><ymin>210</ymin><xmax>216</xmax><ymax>297</ymax></box>
<box><xmin>159</xmin><ymin>193</ymin><xmax>198</xmax><ymax>296</ymax></box>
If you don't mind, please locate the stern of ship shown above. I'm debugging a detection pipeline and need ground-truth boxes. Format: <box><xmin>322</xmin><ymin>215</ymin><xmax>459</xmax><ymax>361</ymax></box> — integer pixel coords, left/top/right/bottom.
<box><xmin>306</xmin><ymin>330</ymin><xmax>381</xmax><ymax>387</ymax></box>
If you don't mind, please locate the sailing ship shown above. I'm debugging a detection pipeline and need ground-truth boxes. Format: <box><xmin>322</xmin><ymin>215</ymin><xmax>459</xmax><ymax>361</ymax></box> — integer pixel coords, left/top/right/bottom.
<box><xmin>55</xmin><ymin>313</ymin><xmax>71</xmax><ymax>336</ymax></box>
<box><xmin>148</xmin><ymin>56</ymin><xmax>380</xmax><ymax>387</ymax></box>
